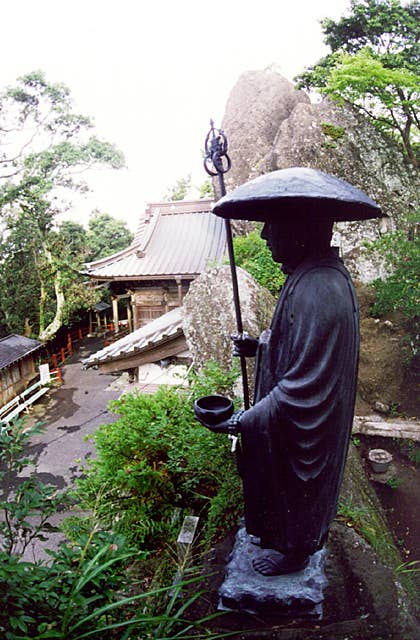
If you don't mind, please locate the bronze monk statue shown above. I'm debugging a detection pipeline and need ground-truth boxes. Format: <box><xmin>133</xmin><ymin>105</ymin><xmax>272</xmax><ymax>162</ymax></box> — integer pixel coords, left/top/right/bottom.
<box><xmin>195</xmin><ymin>168</ymin><xmax>383</xmax><ymax>577</ymax></box>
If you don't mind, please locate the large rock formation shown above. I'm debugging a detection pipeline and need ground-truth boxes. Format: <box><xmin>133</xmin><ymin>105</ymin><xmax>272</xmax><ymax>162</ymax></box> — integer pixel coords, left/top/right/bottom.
<box><xmin>221</xmin><ymin>70</ymin><xmax>310</xmax><ymax>194</ymax></box>
<box><xmin>182</xmin><ymin>265</ymin><xmax>275</xmax><ymax>378</ymax></box>
<box><xmin>220</xmin><ymin>70</ymin><xmax>419</xmax><ymax>282</ymax></box>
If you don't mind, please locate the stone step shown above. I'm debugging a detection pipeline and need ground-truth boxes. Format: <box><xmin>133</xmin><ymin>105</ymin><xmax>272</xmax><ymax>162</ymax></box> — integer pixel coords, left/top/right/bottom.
<box><xmin>353</xmin><ymin>415</ymin><xmax>420</xmax><ymax>441</ymax></box>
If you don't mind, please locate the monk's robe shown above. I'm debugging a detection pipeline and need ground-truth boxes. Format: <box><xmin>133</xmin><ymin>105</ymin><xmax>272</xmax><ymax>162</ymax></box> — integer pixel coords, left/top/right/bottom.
<box><xmin>239</xmin><ymin>248</ymin><xmax>359</xmax><ymax>557</ymax></box>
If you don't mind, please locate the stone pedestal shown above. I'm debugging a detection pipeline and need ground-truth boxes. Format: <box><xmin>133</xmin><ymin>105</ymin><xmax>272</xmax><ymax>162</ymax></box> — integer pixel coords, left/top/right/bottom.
<box><xmin>219</xmin><ymin>527</ymin><xmax>328</xmax><ymax>618</ymax></box>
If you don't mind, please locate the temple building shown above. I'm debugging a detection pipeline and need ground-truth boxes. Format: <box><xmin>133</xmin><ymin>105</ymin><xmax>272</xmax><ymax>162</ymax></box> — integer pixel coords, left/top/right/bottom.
<box><xmin>0</xmin><ymin>335</ymin><xmax>43</xmax><ymax>407</ymax></box>
<box><xmin>84</xmin><ymin>199</ymin><xmax>226</xmax><ymax>335</ymax></box>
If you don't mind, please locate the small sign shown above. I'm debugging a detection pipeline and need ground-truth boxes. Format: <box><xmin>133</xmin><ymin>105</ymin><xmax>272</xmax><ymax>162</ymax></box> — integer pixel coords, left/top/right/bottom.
<box><xmin>39</xmin><ymin>364</ymin><xmax>50</xmax><ymax>385</ymax></box>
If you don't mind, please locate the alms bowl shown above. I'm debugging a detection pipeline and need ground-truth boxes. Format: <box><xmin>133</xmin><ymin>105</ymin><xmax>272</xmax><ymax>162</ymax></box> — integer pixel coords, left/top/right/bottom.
<box><xmin>194</xmin><ymin>395</ymin><xmax>234</xmax><ymax>426</ymax></box>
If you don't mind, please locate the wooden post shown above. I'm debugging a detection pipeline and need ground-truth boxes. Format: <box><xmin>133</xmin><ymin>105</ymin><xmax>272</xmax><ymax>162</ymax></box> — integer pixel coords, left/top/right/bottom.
<box><xmin>112</xmin><ymin>298</ymin><xmax>119</xmax><ymax>334</ymax></box>
<box><xmin>127</xmin><ymin>302</ymin><xmax>133</xmax><ymax>333</ymax></box>
<box><xmin>176</xmin><ymin>277</ymin><xmax>183</xmax><ymax>307</ymax></box>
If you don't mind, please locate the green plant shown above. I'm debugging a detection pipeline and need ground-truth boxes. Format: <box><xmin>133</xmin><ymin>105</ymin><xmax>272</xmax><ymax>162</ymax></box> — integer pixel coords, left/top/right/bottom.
<box><xmin>388</xmin><ymin>402</ymin><xmax>401</xmax><ymax>418</ymax></box>
<box><xmin>321</xmin><ymin>122</ymin><xmax>345</xmax><ymax>141</ymax></box>
<box><xmin>365</xmin><ymin>224</ymin><xmax>420</xmax><ymax>322</ymax></box>
<box><xmin>404</xmin><ymin>441</ymin><xmax>420</xmax><ymax>466</ymax></box>
<box><xmin>0</xmin><ymin>71</ymin><xmax>124</xmax><ymax>341</ymax></box>
<box><xmin>0</xmin><ymin>542</ymin><xmax>231</xmax><ymax>639</ymax></box>
<box><xmin>395</xmin><ymin>560</ymin><xmax>420</xmax><ymax>575</ymax></box>
<box><xmin>233</xmin><ymin>227</ymin><xmax>285</xmax><ymax>295</ymax></box>
<box><xmin>337</xmin><ymin>497</ymin><xmax>394</xmax><ymax>559</ymax></box>
<box><xmin>0</xmin><ymin>419</ymin><xmax>135</xmax><ymax>639</ymax></box>
<box><xmin>70</xmin><ymin>361</ymin><xmax>243</xmax><ymax>551</ymax></box>
<box><xmin>386</xmin><ymin>476</ymin><xmax>402</xmax><ymax>489</ymax></box>
<box><xmin>364</xmin><ymin>220</ymin><xmax>419</xmax><ymax>367</ymax></box>
<box><xmin>0</xmin><ymin>421</ymin><xmax>232</xmax><ymax>639</ymax></box>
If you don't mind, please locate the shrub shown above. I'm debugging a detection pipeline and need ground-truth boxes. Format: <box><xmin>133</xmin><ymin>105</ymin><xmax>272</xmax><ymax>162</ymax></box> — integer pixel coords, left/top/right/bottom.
<box><xmin>365</xmin><ymin>221</ymin><xmax>419</xmax><ymax>365</ymax></box>
<box><xmin>366</xmin><ymin>226</ymin><xmax>419</xmax><ymax>321</ymax></box>
<box><xmin>0</xmin><ymin>422</ymin><xmax>228</xmax><ymax>639</ymax></box>
<box><xmin>233</xmin><ymin>227</ymin><xmax>285</xmax><ymax>295</ymax></box>
<box><xmin>0</xmin><ymin>420</ymin><xmax>139</xmax><ymax>639</ymax></box>
<box><xmin>72</xmin><ymin>361</ymin><xmax>244</xmax><ymax>550</ymax></box>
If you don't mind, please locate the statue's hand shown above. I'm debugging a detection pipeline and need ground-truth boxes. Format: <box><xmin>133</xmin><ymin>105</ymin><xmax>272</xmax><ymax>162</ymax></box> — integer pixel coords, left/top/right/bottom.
<box><xmin>195</xmin><ymin>410</ymin><xmax>244</xmax><ymax>435</ymax></box>
<box><xmin>231</xmin><ymin>332</ymin><xmax>259</xmax><ymax>358</ymax></box>
<box><xmin>195</xmin><ymin>417</ymin><xmax>231</xmax><ymax>434</ymax></box>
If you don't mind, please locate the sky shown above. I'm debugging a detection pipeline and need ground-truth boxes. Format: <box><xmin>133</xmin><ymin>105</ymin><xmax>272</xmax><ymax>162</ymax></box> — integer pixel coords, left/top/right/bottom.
<box><xmin>0</xmin><ymin>0</ymin><xmax>351</xmax><ymax>231</ymax></box>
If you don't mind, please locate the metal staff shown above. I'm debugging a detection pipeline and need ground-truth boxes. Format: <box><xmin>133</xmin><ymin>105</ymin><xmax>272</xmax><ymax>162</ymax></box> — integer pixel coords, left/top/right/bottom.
<box><xmin>204</xmin><ymin>120</ymin><xmax>250</xmax><ymax>410</ymax></box>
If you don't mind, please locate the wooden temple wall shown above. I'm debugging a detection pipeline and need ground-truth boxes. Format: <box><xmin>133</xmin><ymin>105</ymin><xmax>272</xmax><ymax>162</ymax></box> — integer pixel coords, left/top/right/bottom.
<box><xmin>0</xmin><ymin>356</ymin><xmax>37</xmax><ymax>407</ymax></box>
<box><xmin>131</xmin><ymin>283</ymin><xmax>190</xmax><ymax>329</ymax></box>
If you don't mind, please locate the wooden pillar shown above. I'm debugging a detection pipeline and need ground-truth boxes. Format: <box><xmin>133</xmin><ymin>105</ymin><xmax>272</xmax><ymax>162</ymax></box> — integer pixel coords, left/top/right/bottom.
<box><xmin>127</xmin><ymin>302</ymin><xmax>133</xmax><ymax>333</ymax></box>
<box><xmin>162</xmin><ymin>290</ymin><xmax>169</xmax><ymax>314</ymax></box>
<box><xmin>133</xmin><ymin>303</ymin><xmax>140</xmax><ymax>331</ymax></box>
<box><xmin>176</xmin><ymin>277</ymin><xmax>183</xmax><ymax>307</ymax></box>
<box><xmin>112</xmin><ymin>297</ymin><xmax>119</xmax><ymax>334</ymax></box>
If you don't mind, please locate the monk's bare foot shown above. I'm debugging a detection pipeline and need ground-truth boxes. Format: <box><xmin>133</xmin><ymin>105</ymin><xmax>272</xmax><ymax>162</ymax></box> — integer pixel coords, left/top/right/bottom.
<box><xmin>252</xmin><ymin>550</ymin><xmax>309</xmax><ymax>576</ymax></box>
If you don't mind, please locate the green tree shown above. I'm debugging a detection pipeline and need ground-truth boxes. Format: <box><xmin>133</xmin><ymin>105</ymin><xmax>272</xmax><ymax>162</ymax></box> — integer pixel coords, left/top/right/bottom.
<box><xmin>296</xmin><ymin>0</ymin><xmax>420</xmax><ymax>166</ymax></box>
<box><xmin>198</xmin><ymin>178</ymin><xmax>213</xmax><ymax>199</ymax></box>
<box><xmin>0</xmin><ymin>71</ymin><xmax>124</xmax><ymax>340</ymax></box>
<box><xmin>163</xmin><ymin>174</ymin><xmax>191</xmax><ymax>201</ymax></box>
<box><xmin>86</xmin><ymin>210</ymin><xmax>133</xmax><ymax>261</ymax></box>
<box><xmin>58</xmin><ymin>220</ymin><xmax>88</xmax><ymax>258</ymax></box>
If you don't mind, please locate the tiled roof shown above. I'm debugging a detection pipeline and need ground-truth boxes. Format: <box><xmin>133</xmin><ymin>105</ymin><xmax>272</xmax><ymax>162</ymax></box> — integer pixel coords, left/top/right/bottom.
<box><xmin>85</xmin><ymin>307</ymin><xmax>184</xmax><ymax>368</ymax></box>
<box><xmin>84</xmin><ymin>199</ymin><xmax>225</xmax><ymax>281</ymax></box>
<box><xmin>0</xmin><ymin>335</ymin><xmax>43</xmax><ymax>370</ymax></box>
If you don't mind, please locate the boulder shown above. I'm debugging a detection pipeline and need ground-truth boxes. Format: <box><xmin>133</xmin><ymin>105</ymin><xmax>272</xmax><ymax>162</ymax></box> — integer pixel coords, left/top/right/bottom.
<box><xmin>220</xmin><ymin>70</ymin><xmax>419</xmax><ymax>282</ymax></box>
<box><xmin>221</xmin><ymin>70</ymin><xmax>310</xmax><ymax>195</ymax></box>
<box><xmin>182</xmin><ymin>266</ymin><xmax>275</xmax><ymax>380</ymax></box>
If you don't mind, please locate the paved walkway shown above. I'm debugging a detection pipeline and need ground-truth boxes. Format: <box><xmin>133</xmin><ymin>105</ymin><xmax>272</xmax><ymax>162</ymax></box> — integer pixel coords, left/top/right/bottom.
<box><xmin>15</xmin><ymin>336</ymin><xmax>127</xmax><ymax>561</ymax></box>
<box><xmin>15</xmin><ymin>336</ymin><xmax>186</xmax><ymax>561</ymax></box>
<box><xmin>25</xmin><ymin>337</ymin><xmax>122</xmax><ymax>488</ymax></box>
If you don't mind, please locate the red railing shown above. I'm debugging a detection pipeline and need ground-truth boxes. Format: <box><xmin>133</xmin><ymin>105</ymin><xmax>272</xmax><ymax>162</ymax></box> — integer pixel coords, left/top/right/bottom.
<box><xmin>43</xmin><ymin>324</ymin><xmax>90</xmax><ymax>369</ymax></box>
<box><xmin>42</xmin><ymin>320</ymin><xmax>129</xmax><ymax>369</ymax></box>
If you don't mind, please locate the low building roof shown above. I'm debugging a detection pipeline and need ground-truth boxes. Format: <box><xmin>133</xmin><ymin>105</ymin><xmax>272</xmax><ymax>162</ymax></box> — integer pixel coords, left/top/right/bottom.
<box><xmin>0</xmin><ymin>335</ymin><xmax>43</xmax><ymax>370</ymax></box>
<box><xmin>84</xmin><ymin>199</ymin><xmax>225</xmax><ymax>281</ymax></box>
<box><xmin>84</xmin><ymin>307</ymin><xmax>187</xmax><ymax>371</ymax></box>
<box><xmin>94</xmin><ymin>301</ymin><xmax>112</xmax><ymax>312</ymax></box>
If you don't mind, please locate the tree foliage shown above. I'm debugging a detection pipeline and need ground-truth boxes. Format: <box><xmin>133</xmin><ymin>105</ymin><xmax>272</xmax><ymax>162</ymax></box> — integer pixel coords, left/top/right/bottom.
<box><xmin>233</xmin><ymin>227</ymin><xmax>285</xmax><ymax>295</ymax></box>
<box><xmin>0</xmin><ymin>71</ymin><xmax>125</xmax><ymax>340</ymax></box>
<box><xmin>198</xmin><ymin>178</ymin><xmax>213</xmax><ymax>199</ymax></box>
<box><xmin>163</xmin><ymin>174</ymin><xmax>191</xmax><ymax>201</ymax></box>
<box><xmin>366</xmin><ymin>219</ymin><xmax>420</xmax><ymax>320</ymax></box>
<box><xmin>85</xmin><ymin>210</ymin><xmax>133</xmax><ymax>262</ymax></box>
<box><xmin>296</xmin><ymin>0</ymin><xmax>420</xmax><ymax>166</ymax></box>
